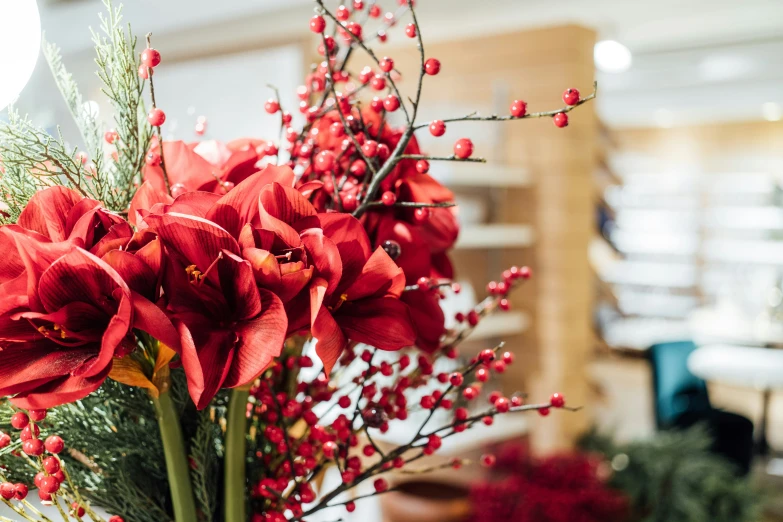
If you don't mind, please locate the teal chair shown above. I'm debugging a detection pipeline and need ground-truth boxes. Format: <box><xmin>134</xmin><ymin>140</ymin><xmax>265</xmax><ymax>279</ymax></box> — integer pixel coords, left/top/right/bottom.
<box><xmin>649</xmin><ymin>341</ymin><xmax>753</xmax><ymax>475</ymax></box>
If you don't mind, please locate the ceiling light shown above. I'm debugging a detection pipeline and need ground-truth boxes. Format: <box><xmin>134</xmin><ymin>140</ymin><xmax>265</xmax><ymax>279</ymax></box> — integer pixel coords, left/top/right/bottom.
<box><xmin>594</xmin><ymin>40</ymin><xmax>632</xmax><ymax>73</ymax></box>
<box><xmin>0</xmin><ymin>0</ymin><xmax>41</xmax><ymax>112</ymax></box>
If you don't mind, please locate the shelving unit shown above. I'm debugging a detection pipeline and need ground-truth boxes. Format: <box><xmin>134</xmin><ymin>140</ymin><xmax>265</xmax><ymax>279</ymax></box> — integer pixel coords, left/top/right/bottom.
<box><xmin>455</xmin><ymin>224</ymin><xmax>535</xmax><ymax>250</ymax></box>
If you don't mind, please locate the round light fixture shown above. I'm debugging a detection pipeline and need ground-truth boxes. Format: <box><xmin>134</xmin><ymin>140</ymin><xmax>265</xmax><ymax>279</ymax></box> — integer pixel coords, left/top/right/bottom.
<box><xmin>0</xmin><ymin>0</ymin><xmax>41</xmax><ymax>112</ymax></box>
<box><xmin>594</xmin><ymin>40</ymin><xmax>632</xmax><ymax>73</ymax></box>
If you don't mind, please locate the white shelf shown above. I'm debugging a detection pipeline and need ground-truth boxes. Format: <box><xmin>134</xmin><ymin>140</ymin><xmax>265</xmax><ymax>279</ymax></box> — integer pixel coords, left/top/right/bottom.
<box><xmin>455</xmin><ymin>224</ymin><xmax>534</xmax><ymax>249</ymax></box>
<box><xmin>468</xmin><ymin>311</ymin><xmax>530</xmax><ymax>341</ymax></box>
<box><xmin>431</xmin><ymin>163</ymin><xmax>532</xmax><ymax>188</ymax></box>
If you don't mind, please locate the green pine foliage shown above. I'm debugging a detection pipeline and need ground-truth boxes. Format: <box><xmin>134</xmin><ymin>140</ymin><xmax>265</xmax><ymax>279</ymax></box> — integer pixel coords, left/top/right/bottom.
<box><xmin>0</xmin><ymin>0</ymin><xmax>151</xmax><ymax>218</ymax></box>
<box><xmin>579</xmin><ymin>426</ymin><xmax>762</xmax><ymax>522</ymax></box>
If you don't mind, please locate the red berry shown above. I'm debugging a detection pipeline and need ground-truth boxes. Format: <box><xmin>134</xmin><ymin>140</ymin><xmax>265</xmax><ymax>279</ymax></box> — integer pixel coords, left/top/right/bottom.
<box><xmin>563</xmin><ymin>88</ymin><xmax>580</xmax><ymax>106</ymax></box>
<box><xmin>553</xmin><ymin>112</ymin><xmax>569</xmax><ymax>128</ymax></box>
<box><xmin>405</xmin><ymin>23</ymin><xmax>417</xmax><ymax>38</ymax></box>
<box><xmin>481</xmin><ymin>454</ymin><xmax>496</xmax><ymax>468</ymax></box>
<box><xmin>381</xmin><ymin>191</ymin><xmax>397</xmax><ymax>206</ymax></box>
<box><xmin>264</xmin><ymin>99</ymin><xmax>280</xmax><ymax>114</ymax></box>
<box><xmin>370</xmin><ymin>96</ymin><xmax>385</xmax><ymax>113</ymax></box>
<box><xmin>109</xmin><ymin>517</ymin><xmax>125</xmax><ymax>522</ymax></box>
<box><xmin>369</xmin><ymin>5</ymin><xmax>381</xmax><ymax>17</ymax></box>
<box><xmin>346</xmin><ymin>501</ymin><xmax>356</xmax><ymax>513</ymax></box>
<box><xmin>20</xmin><ymin>424</ymin><xmax>39</xmax><ymax>441</ymax></box>
<box><xmin>463</xmin><ymin>386</ymin><xmax>478</xmax><ymax>400</ymax></box>
<box><xmin>420</xmin><ymin>395</ymin><xmax>434</xmax><ymax>409</ymax></box>
<box><xmin>342</xmin><ymin>193</ymin><xmax>358</xmax><ymax>212</ymax></box>
<box><xmin>11</xmin><ymin>412</ymin><xmax>29</xmax><ymax>429</ymax></box>
<box><xmin>362</xmin><ymin>140</ymin><xmax>379</xmax><ymax>158</ymax></box>
<box><xmin>104</xmin><ymin>130</ymin><xmax>119</xmax><ymax>144</ymax></box>
<box><xmin>145</xmin><ymin>152</ymin><xmax>161</xmax><ymax>166</ymax></box>
<box><xmin>502</xmin><ymin>351</ymin><xmax>515</xmax><ymax>365</ymax></box>
<box><xmin>354</xmin><ymin>0</ymin><xmax>365</xmax><ymax>8</ymax></box>
<box><xmin>482</xmin><ymin>416</ymin><xmax>494</xmax><ymax>426</ymax></box>
<box><xmin>519</xmin><ymin>266</ymin><xmax>532</xmax><ymax>279</ymax></box>
<box><xmin>42</xmin><ymin>456</ymin><xmax>60</xmax><ymax>474</ymax></box>
<box><xmin>45</xmin><ymin>435</ymin><xmax>64</xmax><ymax>454</ymax></box>
<box><xmin>383</xmin><ymin>94</ymin><xmax>400</xmax><ymax>112</ymax></box>
<box><xmin>141</xmin><ymin>48</ymin><xmax>161</xmax><ymax>68</ymax></box>
<box><xmin>511</xmin><ymin>396</ymin><xmax>523</xmax><ymax>407</ymax></box>
<box><xmin>455</xmin><ymin>407</ymin><xmax>469</xmax><ymax>421</ymax></box>
<box><xmin>476</xmin><ymin>368</ymin><xmax>489</xmax><ymax>382</ymax></box>
<box><xmin>314</xmin><ymin>150</ymin><xmax>336</xmax><ymax>172</ymax></box>
<box><xmin>416</xmin><ymin>276</ymin><xmax>430</xmax><ymax>291</ymax></box>
<box><xmin>0</xmin><ymin>433</ymin><xmax>9</xmax><ymax>449</ymax></box>
<box><xmin>479</xmin><ymin>349</ymin><xmax>495</xmax><ymax>363</ymax></box>
<box><xmin>138</xmin><ymin>65</ymin><xmax>151</xmax><ymax>79</ymax></box>
<box><xmin>350</xmin><ymin>160</ymin><xmax>367</xmax><ymax>177</ymax></box>
<box><xmin>453</xmin><ymin>138</ymin><xmax>473</xmax><ymax>159</ymax></box>
<box><xmin>550</xmin><ymin>393</ymin><xmax>566</xmax><ymax>408</ymax></box>
<box><xmin>72</xmin><ymin>503</ymin><xmax>86</xmax><ymax>518</ymax></box>
<box><xmin>147</xmin><ymin>108</ymin><xmax>166</xmax><ymax>127</ymax></box>
<box><xmin>363</xmin><ymin>444</ymin><xmax>376</xmax><ymax>457</ymax></box>
<box><xmin>39</xmin><ymin>476</ymin><xmax>60</xmax><ymax>495</ymax></box>
<box><xmin>429</xmin><ymin>120</ymin><xmax>446</xmax><ymax>137</ymax></box>
<box><xmin>13</xmin><ymin>483</ymin><xmax>28</xmax><ymax>501</ymax></box>
<box><xmin>371</xmin><ymin>74</ymin><xmax>386</xmax><ymax>91</ymax></box>
<box><xmin>493</xmin><ymin>360</ymin><xmax>507</xmax><ymax>373</ymax></box>
<box><xmin>377</xmin><ymin>143</ymin><xmax>390</xmax><ymax>160</ymax></box>
<box><xmin>499</xmin><ymin>298</ymin><xmax>511</xmax><ymax>311</ymax></box>
<box><xmin>336</xmin><ymin>5</ymin><xmax>350</xmax><ymax>21</ymax></box>
<box><xmin>374</xmin><ymin>478</ymin><xmax>388</xmax><ymax>492</ymax></box>
<box><xmin>310</xmin><ymin>15</ymin><xmax>326</xmax><ymax>33</ymax></box>
<box><xmin>510</xmin><ymin>99</ymin><xmax>527</xmax><ymax>118</ymax></box>
<box><xmin>415</xmin><ymin>159</ymin><xmax>429</xmax><ymax>173</ymax></box>
<box><xmin>379</xmin><ymin>57</ymin><xmax>394</xmax><ymax>73</ymax></box>
<box><xmin>413</xmin><ymin>207</ymin><xmax>430</xmax><ymax>223</ymax></box>
<box><xmin>23</xmin><ymin>438</ymin><xmax>43</xmax><ymax>456</ymax></box>
<box><xmin>538</xmin><ymin>407</ymin><xmax>551</xmax><ymax>417</ymax></box>
<box><xmin>449</xmin><ymin>372</ymin><xmax>464</xmax><ymax>386</ymax></box>
<box><xmin>467</xmin><ymin>310</ymin><xmax>479</xmax><ymax>326</ymax></box>
<box><xmin>495</xmin><ymin>397</ymin><xmax>510</xmax><ymax>413</ymax></box>
<box><xmin>338</xmin><ymin>396</ymin><xmax>351</xmax><ymax>409</ymax></box>
<box><xmin>323</xmin><ymin>441</ymin><xmax>338</xmax><ymax>458</ymax></box>
<box><xmin>0</xmin><ymin>483</ymin><xmax>14</xmax><ymax>501</ymax></box>
<box><xmin>424</xmin><ymin>58</ymin><xmax>441</xmax><ymax>75</ymax></box>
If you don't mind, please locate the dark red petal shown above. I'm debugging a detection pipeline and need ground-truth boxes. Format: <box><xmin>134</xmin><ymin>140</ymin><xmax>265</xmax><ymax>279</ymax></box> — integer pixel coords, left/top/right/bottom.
<box><xmin>259</xmin><ymin>183</ymin><xmax>317</xmax><ymax>225</ymax></box>
<box><xmin>402</xmin><ymin>291</ymin><xmax>445</xmax><ymax>353</ymax></box>
<box><xmin>218</xmin><ymin>251</ymin><xmax>262</xmax><ymax>321</ymax></box>
<box><xmin>18</xmin><ymin>187</ymin><xmax>84</xmax><ymax>241</ymax></box>
<box><xmin>343</xmin><ymin>247</ymin><xmax>405</xmax><ymax>300</ymax></box>
<box><xmin>312</xmin><ymin>308</ymin><xmax>346</xmax><ymax>375</ymax></box>
<box><xmin>300</xmin><ymin>229</ymin><xmax>343</xmax><ymax>296</ymax></box>
<box><xmin>143</xmin><ymin>212</ymin><xmax>240</xmax><ymax>274</ymax></box>
<box><xmin>336</xmin><ymin>297</ymin><xmax>416</xmax><ymax>351</ymax></box>
<box><xmin>176</xmin><ymin>319</ymin><xmax>235</xmax><ymax>410</ymax></box>
<box><xmin>128</xmin><ymin>180</ymin><xmax>173</xmax><ymax>226</ymax></box>
<box><xmin>9</xmin><ymin>365</ymin><xmax>111</xmax><ymax>410</ymax></box>
<box><xmin>131</xmin><ymin>290</ymin><xmax>181</xmax><ymax>353</ymax></box>
<box><xmin>318</xmin><ymin>213</ymin><xmax>373</xmax><ymax>278</ymax></box>
<box><xmin>223</xmin><ymin>288</ymin><xmax>287</xmax><ymax>388</ymax></box>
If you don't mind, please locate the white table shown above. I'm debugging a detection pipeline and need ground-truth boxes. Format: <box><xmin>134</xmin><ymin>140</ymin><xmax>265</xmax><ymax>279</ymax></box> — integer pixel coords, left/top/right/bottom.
<box><xmin>688</xmin><ymin>344</ymin><xmax>783</xmax><ymax>454</ymax></box>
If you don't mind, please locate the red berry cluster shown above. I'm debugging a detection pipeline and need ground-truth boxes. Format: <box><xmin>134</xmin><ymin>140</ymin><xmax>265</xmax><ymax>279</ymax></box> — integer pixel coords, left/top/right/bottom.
<box><xmin>1</xmin><ymin>409</ymin><xmax>126</xmax><ymax>522</ymax></box>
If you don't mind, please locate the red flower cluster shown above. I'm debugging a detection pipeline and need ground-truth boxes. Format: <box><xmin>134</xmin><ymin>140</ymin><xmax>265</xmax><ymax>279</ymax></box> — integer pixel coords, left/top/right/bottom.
<box><xmin>0</xmin><ymin>160</ymin><xmax>418</xmax><ymax>409</ymax></box>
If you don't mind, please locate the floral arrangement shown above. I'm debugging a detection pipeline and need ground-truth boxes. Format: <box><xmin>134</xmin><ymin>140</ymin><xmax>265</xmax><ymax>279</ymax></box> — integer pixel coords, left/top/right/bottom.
<box><xmin>0</xmin><ymin>1</ymin><xmax>593</xmax><ymax>521</ymax></box>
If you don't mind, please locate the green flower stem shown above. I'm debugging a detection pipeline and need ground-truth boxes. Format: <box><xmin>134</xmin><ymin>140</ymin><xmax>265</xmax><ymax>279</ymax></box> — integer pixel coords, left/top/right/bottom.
<box><xmin>225</xmin><ymin>388</ymin><xmax>250</xmax><ymax>522</ymax></box>
<box><xmin>152</xmin><ymin>392</ymin><xmax>198</xmax><ymax>522</ymax></box>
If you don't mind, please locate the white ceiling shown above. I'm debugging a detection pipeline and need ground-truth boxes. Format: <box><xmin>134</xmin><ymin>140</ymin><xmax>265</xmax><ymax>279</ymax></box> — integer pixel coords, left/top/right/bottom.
<box><xmin>33</xmin><ymin>0</ymin><xmax>783</xmax><ymax>128</ymax></box>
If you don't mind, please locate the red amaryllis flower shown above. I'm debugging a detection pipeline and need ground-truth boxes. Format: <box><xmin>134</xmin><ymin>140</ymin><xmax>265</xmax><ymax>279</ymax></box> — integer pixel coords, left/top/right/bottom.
<box><xmin>0</xmin><ymin>226</ymin><xmax>177</xmax><ymax>408</ymax></box>
<box><xmin>143</xmin><ymin>138</ymin><xmax>269</xmax><ymax>196</ymax></box>
<box><xmin>307</xmin><ymin>216</ymin><xmax>416</xmax><ymax>373</ymax></box>
<box><xmin>142</xmin><ymin>211</ymin><xmax>288</xmax><ymax>409</ymax></box>
<box><xmin>17</xmin><ymin>186</ymin><xmax>131</xmax><ymax>253</ymax></box>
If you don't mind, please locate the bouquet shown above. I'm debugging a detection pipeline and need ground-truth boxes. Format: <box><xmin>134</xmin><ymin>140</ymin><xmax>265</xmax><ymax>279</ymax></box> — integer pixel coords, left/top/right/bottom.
<box><xmin>0</xmin><ymin>1</ymin><xmax>593</xmax><ymax>521</ymax></box>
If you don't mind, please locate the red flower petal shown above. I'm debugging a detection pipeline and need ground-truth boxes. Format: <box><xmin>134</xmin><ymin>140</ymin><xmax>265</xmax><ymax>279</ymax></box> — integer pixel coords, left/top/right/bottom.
<box><xmin>217</xmin><ymin>251</ymin><xmax>262</xmax><ymax>321</ymax></box>
<box><xmin>223</xmin><ymin>288</ymin><xmax>287</xmax><ymax>388</ymax></box>
<box><xmin>402</xmin><ymin>291</ymin><xmax>445</xmax><ymax>353</ymax></box>
<box><xmin>174</xmin><ymin>319</ymin><xmax>235</xmax><ymax>410</ymax></box>
<box><xmin>312</xmin><ymin>307</ymin><xmax>346</xmax><ymax>375</ymax></box>
<box><xmin>343</xmin><ymin>247</ymin><xmax>405</xmax><ymax>300</ymax></box>
<box><xmin>336</xmin><ymin>297</ymin><xmax>416</xmax><ymax>351</ymax></box>
<box><xmin>128</xmin><ymin>180</ymin><xmax>173</xmax><ymax>227</ymax></box>
<box><xmin>300</xmin><ymin>229</ymin><xmax>343</xmax><ymax>296</ymax></box>
<box><xmin>18</xmin><ymin>187</ymin><xmax>84</xmax><ymax>241</ymax></box>
<box><xmin>143</xmin><ymin>212</ymin><xmax>240</xmax><ymax>274</ymax></box>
